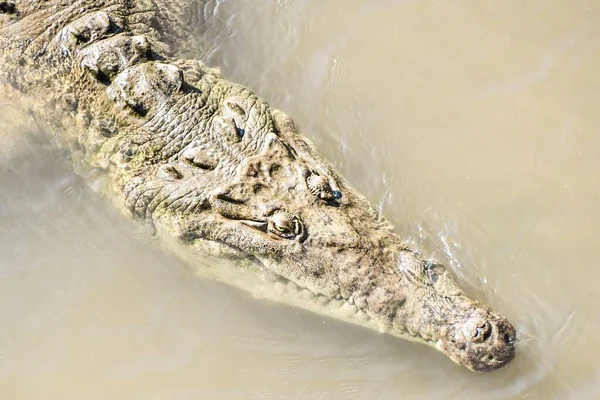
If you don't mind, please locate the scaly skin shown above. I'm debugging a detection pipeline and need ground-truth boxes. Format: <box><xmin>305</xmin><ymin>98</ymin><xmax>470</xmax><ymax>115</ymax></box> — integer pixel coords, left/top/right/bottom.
<box><xmin>0</xmin><ymin>1</ymin><xmax>516</xmax><ymax>371</ymax></box>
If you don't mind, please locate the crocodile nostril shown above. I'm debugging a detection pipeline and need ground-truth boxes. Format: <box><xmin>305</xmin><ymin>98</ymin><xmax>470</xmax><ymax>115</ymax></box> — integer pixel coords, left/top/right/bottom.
<box><xmin>448</xmin><ymin>315</ymin><xmax>515</xmax><ymax>371</ymax></box>
<box><xmin>482</xmin><ymin>354</ymin><xmax>495</xmax><ymax>363</ymax></box>
<box><xmin>464</xmin><ymin>319</ymin><xmax>492</xmax><ymax>343</ymax></box>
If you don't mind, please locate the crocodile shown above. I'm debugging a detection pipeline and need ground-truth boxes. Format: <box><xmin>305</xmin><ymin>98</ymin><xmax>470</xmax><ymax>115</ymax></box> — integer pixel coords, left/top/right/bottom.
<box><xmin>0</xmin><ymin>1</ymin><xmax>516</xmax><ymax>372</ymax></box>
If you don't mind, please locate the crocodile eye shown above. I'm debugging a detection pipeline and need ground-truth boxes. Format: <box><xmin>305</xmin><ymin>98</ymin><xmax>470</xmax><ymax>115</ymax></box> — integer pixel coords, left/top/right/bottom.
<box><xmin>307</xmin><ymin>174</ymin><xmax>338</xmax><ymax>201</ymax></box>
<box><xmin>268</xmin><ymin>210</ymin><xmax>303</xmax><ymax>239</ymax></box>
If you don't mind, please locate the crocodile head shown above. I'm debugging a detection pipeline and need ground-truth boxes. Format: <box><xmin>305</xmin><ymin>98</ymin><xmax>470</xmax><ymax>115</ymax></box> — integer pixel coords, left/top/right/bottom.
<box><xmin>195</xmin><ymin>113</ymin><xmax>517</xmax><ymax>372</ymax></box>
<box><xmin>219</xmin><ymin>159</ymin><xmax>515</xmax><ymax>370</ymax></box>
<box><xmin>110</xmin><ymin>72</ymin><xmax>516</xmax><ymax>371</ymax></box>
<box><xmin>14</xmin><ymin>9</ymin><xmax>515</xmax><ymax>372</ymax></box>
<box><xmin>240</xmin><ymin>175</ymin><xmax>517</xmax><ymax>372</ymax></box>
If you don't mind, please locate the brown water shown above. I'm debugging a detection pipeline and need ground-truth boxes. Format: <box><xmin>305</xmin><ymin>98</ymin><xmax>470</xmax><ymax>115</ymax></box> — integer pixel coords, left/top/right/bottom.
<box><xmin>1</xmin><ymin>1</ymin><xmax>599</xmax><ymax>398</ymax></box>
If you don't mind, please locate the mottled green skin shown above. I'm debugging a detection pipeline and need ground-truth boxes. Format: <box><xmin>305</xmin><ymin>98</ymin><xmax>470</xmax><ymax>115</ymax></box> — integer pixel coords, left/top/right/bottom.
<box><xmin>0</xmin><ymin>1</ymin><xmax>516</xmax><ymax>371</ymax></box>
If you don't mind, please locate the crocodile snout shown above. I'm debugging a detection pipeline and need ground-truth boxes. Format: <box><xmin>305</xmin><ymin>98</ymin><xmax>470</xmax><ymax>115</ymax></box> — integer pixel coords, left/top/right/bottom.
<box><xmin>437</xmin><ymin>311</ymin><xmax>516</xmax><ymax>372</ymax></box>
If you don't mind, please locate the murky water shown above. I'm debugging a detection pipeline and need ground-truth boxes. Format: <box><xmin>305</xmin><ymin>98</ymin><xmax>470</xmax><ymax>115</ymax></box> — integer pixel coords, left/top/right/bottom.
<box><xmin>1</xmin><ymin>0</ymin><xmax>600</xmax><ymax>398</ymax></box>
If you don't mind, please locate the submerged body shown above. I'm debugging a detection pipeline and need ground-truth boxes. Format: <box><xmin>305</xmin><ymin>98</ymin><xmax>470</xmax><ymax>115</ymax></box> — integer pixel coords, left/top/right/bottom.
<box><xmin>0</xmin><ymin>1</ymin><xmax>515</xmax><ymax>371</ymax></box>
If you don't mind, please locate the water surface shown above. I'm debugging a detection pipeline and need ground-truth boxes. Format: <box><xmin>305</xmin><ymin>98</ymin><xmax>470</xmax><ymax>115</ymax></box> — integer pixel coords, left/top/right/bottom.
<box><xmin>1</xmin><ymin>1</ymin><xmax>600</xmax><ymax>398</ymax></box>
